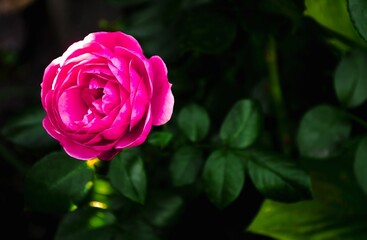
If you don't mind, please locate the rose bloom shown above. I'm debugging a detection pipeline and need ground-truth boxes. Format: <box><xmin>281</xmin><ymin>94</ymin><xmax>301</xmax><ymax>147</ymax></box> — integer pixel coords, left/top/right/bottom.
<box><xmin>41</xmin><ymin>31</ymin><xmax>174</xmax><ymax>160</ymax></box>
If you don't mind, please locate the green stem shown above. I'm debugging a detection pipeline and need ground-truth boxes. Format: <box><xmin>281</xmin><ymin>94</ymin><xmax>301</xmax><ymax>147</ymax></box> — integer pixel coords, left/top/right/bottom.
<box><xmin>266</xmin><ymin>36</ymin><xmax>291</xmax><ymax>154</ymax></box>
<box><xmin>342</xmin><ymin>110</ymin><xmax>367</xmax><ymax>129</ymax></box>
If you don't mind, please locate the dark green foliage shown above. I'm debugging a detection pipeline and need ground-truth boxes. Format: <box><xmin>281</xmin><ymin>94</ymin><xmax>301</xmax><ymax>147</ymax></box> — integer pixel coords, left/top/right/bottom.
<box><xmin>147</xmin><ymin>131</ymin><xmax>173</xmax><ymax>148</ymax></box>
<box><xmin>354</xmin><ymin>137</ymin><xmax>367</xmax><ymax>195</ymax></box>
<box><xmin>296</xmin><ymin>105</ymin><xmax>351</xmax><ymax>159</ymax></box>
<box><xmin>202</xmin><ymin>150</ymin><xmax>245</xmax><ymax>209</ymax></box>
<box><xmin>178</xmin><ymin>103</ymin><xmax>210</xmax><ymax>142</ymax></box>
<box><xmin>220</xmin><ymin>99</ymin><xmax>262</xmax><ymax>149</ymax></box>
<box><xmin>348</xmin><ymin>0</ymin><xmax>367</xmax><ymax>42</ymax></box>
<box><xmin>178</xmin><ymin>10</ymin><xmax>237</xmax><ymax>54</ymax></box>
<box><xmin>3</xmin><ymin>0</ymin><xmax>367</xmax><ymax>239</ymax></box>
<box><xmin>248</xmin><ymin>199</ymin><xmax>367</xmax><ymax>240</ymax></box>
<box><xmin>334</xmin><ymin>49</ymin><xmax>367</xmax><ymax>107</ymax></box>
<box><xmin>108</xmin><ymin>150</ymin><xmax>147</xmax><ymax>204</ymax></box>
<box><xmin>55</xmin><ymin>207</ymin><xmax>117</xmax><ymax>240</ymax></box>
<box><xmin>169</xmin><ymin>146</ymin><xmax>203</xmax><ymax>187</ymax></box>
<box><xmin>25</xmin><ymin>152</ymin><xmax>94</xmax><ymax>213</ymax></box>
<box><xmin>1</xmin><ymin>108</ymin><xmax>58</xmax><ymax>150</ymax></box>
<box><xmin>247</xmin><ymin>150</ymin><xmax>312</xmax><ymax>202</ymax></box>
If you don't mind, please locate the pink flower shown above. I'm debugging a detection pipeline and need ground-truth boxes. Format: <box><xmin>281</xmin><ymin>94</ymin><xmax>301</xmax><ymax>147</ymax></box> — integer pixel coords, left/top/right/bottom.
<box><xmin>41</xmin><ymin>31</ymin><xmax>174</xmax><ymax>160</ymax></box>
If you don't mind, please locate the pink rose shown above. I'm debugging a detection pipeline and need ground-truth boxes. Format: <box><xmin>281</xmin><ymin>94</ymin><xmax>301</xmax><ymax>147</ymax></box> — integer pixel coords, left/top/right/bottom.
<box><xmin>41</xmin><ymin>31</ymin><xmax>174</xmax><ymax>160</ymax></box>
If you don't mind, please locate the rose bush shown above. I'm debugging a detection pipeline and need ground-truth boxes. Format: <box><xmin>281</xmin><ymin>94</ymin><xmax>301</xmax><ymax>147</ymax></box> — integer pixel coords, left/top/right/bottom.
<box><xmin>40</xmin><ymin>31</ymin><xmax>174</xmax><ymax>160</ymax></box>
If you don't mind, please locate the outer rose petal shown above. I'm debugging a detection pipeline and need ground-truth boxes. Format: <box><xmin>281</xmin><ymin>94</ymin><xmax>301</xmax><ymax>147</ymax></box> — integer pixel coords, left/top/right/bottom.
<box><xmin>117</xmin><ymin>107</ymin><xmax>152</xmax><ymax>148</ymax></box>
<box><xmin>42</xmin><ymin>117</ymin><xmax>61</xmax><ymax>140</ymax></box>
<box><xmin>97</xmin><ymin>149</ymin><xmax>121</xmax><ymax>161</ymax></box>
<box><xmin>44</xmin><ymin>117</ymin><xmax>99</xmax><ymax>159</ymax></box>
<box><xmin>61</xmin><ymin>139</ymin><xmax>100</xmax><ymax>160</ymax></box>
<box><xmin>41</xmin><ymin>57</ymin><xmax>61</xmax><ymax>107</ymax></box>
<box><xmin>149</xmin><ymin>56</ymin><xmax>174</xmax><ymax>126</ymax></box>
<box><xmin>129</xmin><ymin>62</ymin><xmax>149</xmax><ymax>129</ymax></box>
<box><xmin>85</xmin><ymin>31</ymin><xmax>143</xmax><ymax>56</ymax></box>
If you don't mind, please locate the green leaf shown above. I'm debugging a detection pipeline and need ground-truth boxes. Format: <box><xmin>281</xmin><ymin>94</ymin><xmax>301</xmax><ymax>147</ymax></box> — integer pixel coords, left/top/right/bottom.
<box><xmin>348</xmin><ymin>0</ymin><xmax>367</xmax><ymax>42</ymax></box>
<box><xmin>354</xmin><ymin>137</ymin><xmax>367</xmax><ymax>196</ymax></box>
<box><xmin>118</xmin><ymin>192</ymin><xmax>184</xmax><ymax>240</ymax></box>
<box><xmin>25</xmin><ymin>152</ymin><xmax>94</xmax><ymax>213</ymax></box>
<box><xmin>142</xmin><ymin>192</ymin><xmax>184</xmax><ymax>229</ymax></box>
<box><xmin>220</xmin><ymin>99</ymin><xmax>262</xmax><ymax>149</ymax></box>
<box><xmin>121</xmin><ymin>220</ymin><xmax>160</xmax><ymax>240</ymax></box>
<box><xmin>304</xmin><ymin>0</ymin><xmax>365</xmax><ymax>46</ymax></box>
<box><xmin>248</xmin><ymin>200</ymin><xmax>367</xmax><ymax>240</ymax></box>
<box><xmin>178</xmin><ymin>103</ymin><xmax>210</xmax><ymax>142</ymax></box>
<box><xmin>202</xmin><ymin>150</ymin><xmax>245</xmax><ymax>209</ymax></box>
<box><xmin>296</xmin><ymin>105</ymin><xmax>351</xmax><ymax>159</ymax></box>
<box><xmin>169</xmin><ymin>146</ymin><xmax>203</xmax><ymax>187</ymax></box>
<box><xmin>108</xmin><ymin>151</ymin><xmax>147</xmax><ymax>204</ymax></box>
<box><xmin>147</xmin><ymin>131</ymin><xmax>173</xmax><ymax>148</ymax></box>
<box><xmin>249</xmin><ymin>139</ymin><xmax>367</xmax><ymax>239</ymax></box>
<box><xmin>303</xmin><ymin>137</ymin><xmax>367</xmax><ymax>211</ymax></box>
<box><xmin>179</xmin><ymin>10</ymin><xmax>236</xmax><ymax>54</ymax></box>
<box><xmin>247</xmin><ymin>151</ymin><xmax>312</xmax><ymax>202</ymax></box>
<box><xmin>55</xmin><ymin>207</ymin><xmax>116</xmax><ymax>240</ymax></box>
<box><xmin>1</xmin><ymin>108</ymin><xmax>58</xmax><ymax>149</ymax></box>
<box><xmin>334</xmin><ymin>49</ymin><xmax>367</xmax><ymax>108</ymax></box>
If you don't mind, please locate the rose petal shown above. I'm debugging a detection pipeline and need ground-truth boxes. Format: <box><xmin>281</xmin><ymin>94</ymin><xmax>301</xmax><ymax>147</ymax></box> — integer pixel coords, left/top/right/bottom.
<box><xmin>81</xmin><ymin>64</ymin><xmax>113</xmax><ymax>77</ymax></box>
<box><xmin>116</xmin><ymin>107</ymin><xmax>152</xmax><ymax>148</ymax></box>
<box><xmin>43</xmin><ymin>117</ymin><xmax>100</xmax><ymax>160</ymax></box>
<box><xmin>41</xmin><ymin>57</ymin><xmax>61</xmax><ymax>107</ymax></box>
<box><xmin>98</xmin><ymin>149</ymin><xmax>121</xmax><ymax>161</ymax></box>
<box><xmin>85</xmin><ymin>31</ymin><xmax>144</xmax><ymax>56</ymax></box>
<box><xmin>149</xmin><ymin>56</ymin><xmax>174</xmax><ymax>126</ymax></box>
<box><xmin>61</xmin><ymin>41</ymin><xmax>112</xmax><ymax>66</ymax></box>
<box><xmin>61</xmin><ymin>138</ymin><xmax>100</xmax><ymax>160</ymax></box>
<box><xmin>101</xmin><ymin>102</ymin><xmax>131</xmax><ymax>140</ymax></box>
<box><xmin>55</xmin><ymin>63</ymin><xmax>81</xmax><ymax>93</ymax></box>
<box><xmin>77</xmin><ymin>106</ymin><xmax>119</xmax><ymax>133</ymax></box>
<box><xmin>114</xmin><ymin>47</ymin><xmax>153</xmax><ymax>96</ymax></box>
<box><xmin>67</xmin><ymin>132</ymin><xmax>96</xmax><ymax>142</ymax></box>
<box><xmin>89</xmin><ymin>77</ymin><xmax>107</xmax><ymax>89</ymax></box>
<box><xmin>84</xmin><ymin>135</ymin><xmax>116</xmax><ymax>151</ymax></box>
<box><xmin>58</xmin><ymin>87</ymin><xmax>88</xmax><ymax>127</ymax></box>
<box><xmin>129</xmin><ymin>60</ymin><xmax>149</xmax><ymax>129</ymax></box>
<box><xmin>42</xmin><ymin>117</ymin><xmax>61</xmax><ymax>140</ymax></box>
<box><xmin>64</xmin><ymin>52</ymin><xmax>99</xmax><ymax>67</ymax></box>
<box><xmin>44</xmin><ymin>92</ymin><xmax>67</xmax><ymax>133</ymax></box>
<box><xmin>102</xmin><ymin>81</ymin><xmax>121</xmax><ymax>114</ymax></box>
<box><xmin>108</xmin><ymin>60</ymin><xmax>130</xmax><ymax>92</ymax></box>
<box><xmin>58</xmin><ymin>40</ymin><xmax>86</xmax><ymax>65</ymax></box>
<box><xmin>52</xmin><ymin>58</ymin><xmax>107</xmax><ymax>92</ymax></box>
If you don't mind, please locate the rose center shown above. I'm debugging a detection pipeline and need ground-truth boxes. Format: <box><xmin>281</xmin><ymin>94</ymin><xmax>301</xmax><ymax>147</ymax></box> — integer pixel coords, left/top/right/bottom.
<box><xmin>92</xmin><ymin>88</ymin><xmax>104</xmax><ymax>99</ymax></box>
<box><xmin>82</xmin><ymin>87</ymin><xmax>105</xmax><ymax>116</ymax></box>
